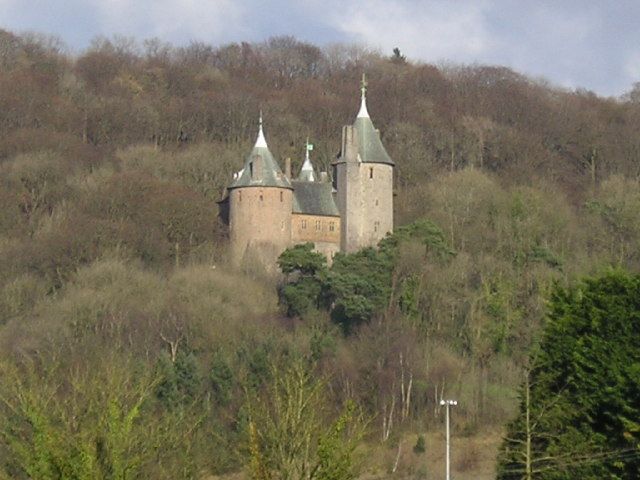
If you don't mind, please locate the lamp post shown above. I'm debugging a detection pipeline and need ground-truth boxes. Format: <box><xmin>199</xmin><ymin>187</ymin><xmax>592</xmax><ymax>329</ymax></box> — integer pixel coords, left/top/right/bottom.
<box><xmin>440</xmin><ymin>399</ymin><xmax>457</xmax><ymax>480</ymax></box>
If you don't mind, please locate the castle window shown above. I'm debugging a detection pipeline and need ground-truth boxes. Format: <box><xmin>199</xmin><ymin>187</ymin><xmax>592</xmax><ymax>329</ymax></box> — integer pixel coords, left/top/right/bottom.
<box><xmin>302</xmin><ymin>220</ymin><xmax>307</xmax><ymax>229</ymax></box>
<box><xmin>329</xmin><ymin>222</ymin><xmax>335</xmax><ymax>232</ymax></box>
<box><xmin>239</xmin><ymin>191</ymin><xmax>242</xmax><ymax>202</ymax></box>
<box><xmin>280</xmin><ymin>191</ymin><xmax>283</xmax><ymax>202</ymax></box>
<box><xmin>375</xmin><ymin>198</ymin><xmax>379</xmax><ymax>206</ymax></box>
<box><xmin>369</xmin><ymin>167</ymin><xmax>374</xmax><ymax>179</ymax></box>
<box><xmin>374</xmin><ymin>221</ymin><xmax>380</xmax><ymax>232</ymax></box>
<box><xmin>281</xmin><ymin>220</ymin><xmax>285</xmax><ymax>231</ymax></box>
<box><xmin>315</xmin><ymin>220</ymin><xmax>321</xmax><ymax>231</ymax></box>
<box><xmin>259</xmin><ymin>190</ymin><xmax>263</xmax><ymax>201</ymax></box>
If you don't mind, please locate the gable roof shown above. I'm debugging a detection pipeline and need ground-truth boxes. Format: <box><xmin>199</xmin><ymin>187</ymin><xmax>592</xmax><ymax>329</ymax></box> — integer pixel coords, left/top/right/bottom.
<box><xmin>292</xmin><ymin>180</ymin><xmax>340</xmax><ymax>217</ymax></box>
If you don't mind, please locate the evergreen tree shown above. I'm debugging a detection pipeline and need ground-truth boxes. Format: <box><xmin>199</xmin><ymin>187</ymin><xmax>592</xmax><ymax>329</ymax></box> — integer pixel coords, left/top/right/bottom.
<box><xmin>497</xmin><ymin>270</ymin><xmax>640</xmax><ymax>479</ymax></box>
<box><xmin>278</xmin><ymin>220</ymin><xmax>452</xmax><ymax>331</ymax></box>
<box><xmin>278</xmin><ymin>243</ymin><xmax>328</xmax><ymax>317</ymax></box>
<box><xmin>210</xmin><ymin>351</ymin><xmax>234</xmax><ymax>406</ymax></box>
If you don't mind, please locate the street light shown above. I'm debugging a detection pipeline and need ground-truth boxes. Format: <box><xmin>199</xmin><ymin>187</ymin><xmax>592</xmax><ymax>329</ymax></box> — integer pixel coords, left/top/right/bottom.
<box><xmin>440</xmin><ymin>399</ymin><xmax>457</xmax><ymax>480</ymax></box>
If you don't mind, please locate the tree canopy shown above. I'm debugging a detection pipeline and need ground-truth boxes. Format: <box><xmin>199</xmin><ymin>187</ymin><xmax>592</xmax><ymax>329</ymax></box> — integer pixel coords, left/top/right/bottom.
<box><xmin>2</xmin><ymin>26</ymin><xmax>640</xmax><ymax>478</ymax></box>
<box><xmin>498</xmin><ymin>270</ymin><xmax>640</xmax><ymax>479</ymax></box>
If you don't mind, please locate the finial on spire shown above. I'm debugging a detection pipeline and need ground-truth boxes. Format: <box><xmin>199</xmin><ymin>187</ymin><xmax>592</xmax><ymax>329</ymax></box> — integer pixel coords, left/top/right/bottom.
<box><xmin>300</xmin><ymin>137</ymin><xmax>316</xmax><ymax>181</ymax></box>
<box><xmin>255</xmin><ymin>110</ymin><xmax>267</xmax><ymax>147</ymax></box>
<box><xmin>357</xmin><ymin>73</ymin><xmax>370</xmax><ymax>118</ymax></box>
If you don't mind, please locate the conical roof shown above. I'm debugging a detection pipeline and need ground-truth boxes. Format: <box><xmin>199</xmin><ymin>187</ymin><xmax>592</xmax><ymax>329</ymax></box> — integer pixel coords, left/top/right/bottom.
<box><xmin>229</xmin><ymin>115</ymin><xmax>292</xmax><ymax>190</ymax></box>
<box><xmin>349</xmin><ymin>75</ymin><xmax>395</xmax><ymax>166</ymax></box>
<box><xmin>298</xmin><ymin>141</ymin><xmax>316</xmax><ymax>182</ymax></box>
<box><xmin>353</xmin><ymin>116</ymin><xmax>394</xmax><ymax>166</ymax></box>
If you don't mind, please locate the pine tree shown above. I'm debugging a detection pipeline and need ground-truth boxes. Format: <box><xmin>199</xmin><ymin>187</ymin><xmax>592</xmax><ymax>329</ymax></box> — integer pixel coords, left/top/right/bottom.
<box><xmin>497</xmin><ymin>270</ymin><xmax>640</xmax><ymax>479</ymax></box>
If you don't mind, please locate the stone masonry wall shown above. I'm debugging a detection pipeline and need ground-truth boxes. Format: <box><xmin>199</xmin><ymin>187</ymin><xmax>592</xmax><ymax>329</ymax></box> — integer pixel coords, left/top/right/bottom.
<box><xmin>335</xmin><ymin>125</ymin><xmax>394</xmax><ymax>253</ymax></box>
<box><xmin>291</xmin><ymin>213</ymin><xmax>340</xmax><ymax>261</ymax></box>
<box><xmin>229</xmin><ymin>187</ymin><xmax>293</xmax><ymax>269</ymax></box>
<box><xmin>357</xmin><ymin>163</ymin><xmax>393</xmax><ymax>248</ymax></box>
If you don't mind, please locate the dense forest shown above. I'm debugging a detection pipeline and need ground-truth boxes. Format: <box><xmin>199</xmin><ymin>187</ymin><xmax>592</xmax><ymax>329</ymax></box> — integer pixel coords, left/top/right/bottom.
<box><xmin>1</xmin><ymin>28</ymin><xmax>640</xmax><ymax>479</ymax></box>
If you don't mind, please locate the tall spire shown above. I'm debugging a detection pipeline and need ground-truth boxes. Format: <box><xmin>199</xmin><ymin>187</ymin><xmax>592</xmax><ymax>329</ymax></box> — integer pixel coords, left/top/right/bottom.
<box><xmin>255</xmin><ymin>109</ymin><xmax>267</xmax><ymax>148</ymax></box>
<box><xmin>299</xmin><ymin>137</ymin><xmax>316</xmax><ymax>182</ymax></box>
<box><xmin>357</xmin><ymin>73</ymin><xmax>369</xmax><ymax>118</ymax></box>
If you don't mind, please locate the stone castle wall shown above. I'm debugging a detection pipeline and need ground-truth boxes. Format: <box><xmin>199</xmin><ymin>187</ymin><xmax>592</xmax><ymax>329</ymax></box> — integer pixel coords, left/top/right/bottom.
<box><xmin>335</xmin><ymin>125</ymin><xmax>358</xmax><ymax>252</ymax></box>
<box><xmin>291</xmin><ymin>213</ymin><xmax>340</xmax><ymax>260</ymax></box>
<box><xmin>229</xmin><ymin>186</ymin><xmax>292</xmax><ymax>269</ymax></box>
<box><xmin>335</xmin><ymin>125</ymin><xmax>394</xmax><ymax>253</ymax></box>
<box><xmin>357</xmin><ymin>163</ymin><xmax>393</xmax><ymax>248</ymax></box>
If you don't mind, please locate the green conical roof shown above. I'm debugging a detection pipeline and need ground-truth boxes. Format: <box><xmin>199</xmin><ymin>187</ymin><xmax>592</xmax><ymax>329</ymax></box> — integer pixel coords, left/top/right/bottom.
<box><xmin>352</xmin><ymin>85</ymin><xmax>394</xmax><ymax>166</ymax></box>
<box><xmin>352</xmin><ymin>116</ymin><xmax>394</xmax><ymax>166</ymax></box>
<box><xmin>228</xmin><ymin>117</ymin><xmax>292</xmax><ymax>190</ymax></box>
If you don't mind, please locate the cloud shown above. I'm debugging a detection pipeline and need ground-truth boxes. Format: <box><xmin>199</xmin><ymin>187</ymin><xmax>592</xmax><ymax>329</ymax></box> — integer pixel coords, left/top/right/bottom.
<box><xmin>1</xmin><ymin>0</ymin><xmax>640</xmax><ymax>95</ymax></box>
<box><xmin>314</xmin><ymin>0</ymin><xmax>493</xmax><ymax>61</ymax></box>
<box><xmin>87</xmin><ymin>0</ymin><xmax>247</xmax><ymax>44</ymax></box>
<box><xmin>624</xmin><ymin>53</ymin><xmax>640</xmax><ymax>82</ymax></box>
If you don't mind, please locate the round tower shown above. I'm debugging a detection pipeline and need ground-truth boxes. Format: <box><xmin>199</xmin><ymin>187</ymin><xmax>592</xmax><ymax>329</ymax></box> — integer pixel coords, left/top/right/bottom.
<box><xmin>228</xmin><ymin>115</ymin><xmax>293</xmax><ymax>269</ymax></box>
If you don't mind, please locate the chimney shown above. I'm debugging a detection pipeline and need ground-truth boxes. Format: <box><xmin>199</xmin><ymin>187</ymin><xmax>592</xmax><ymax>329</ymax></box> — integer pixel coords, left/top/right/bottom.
<box><xmin>285</xmin><ymin>157</ymin><xmax>292</xmax><ymax>179</ymax></box>
<box><xmin>342</xmin><ymin>125</ymin><xmax>357</xmax><ymax>162</ymax></box>
<box><xmin>319</xmin><ymin>171</ymin><xmax>328</xmax><ymax>183</ymax></box>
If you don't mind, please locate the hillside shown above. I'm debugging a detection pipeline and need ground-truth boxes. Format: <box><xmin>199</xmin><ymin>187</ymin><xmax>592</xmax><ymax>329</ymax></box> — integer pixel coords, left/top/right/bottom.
<box><xmin>1</xmin><ymin>29</ymin><xmax>640</xmax><ymax>478</ymax></box>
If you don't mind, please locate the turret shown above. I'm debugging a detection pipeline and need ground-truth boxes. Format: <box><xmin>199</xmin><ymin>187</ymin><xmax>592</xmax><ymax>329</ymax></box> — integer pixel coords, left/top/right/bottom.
<box><xmin>227</xmin><ymin>113</ymin><xmax>293</xmax><ymax>269</ymax></box>
<box><xmin>298</xmin><ymin>139</ymin><xmax>316</xmax><ymax>182</ymax></box>
<box><xmin>333</xmin><ymin>75</ymin><xmax>394</xmax><ymax>253</ymax></box>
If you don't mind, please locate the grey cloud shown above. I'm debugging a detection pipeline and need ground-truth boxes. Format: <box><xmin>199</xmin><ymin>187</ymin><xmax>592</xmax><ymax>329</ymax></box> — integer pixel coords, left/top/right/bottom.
<box><xmin>0</xmin><ymin>0</ymin><xmax>638</xmax><ymax>95</ymax></box>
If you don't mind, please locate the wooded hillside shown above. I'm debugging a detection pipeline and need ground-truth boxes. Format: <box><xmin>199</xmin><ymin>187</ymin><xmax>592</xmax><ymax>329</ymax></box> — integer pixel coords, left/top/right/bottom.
<box><xmin>1</xmin><ymin>29</ymin><xmax>640</xmax><ymax>478</ymax></box>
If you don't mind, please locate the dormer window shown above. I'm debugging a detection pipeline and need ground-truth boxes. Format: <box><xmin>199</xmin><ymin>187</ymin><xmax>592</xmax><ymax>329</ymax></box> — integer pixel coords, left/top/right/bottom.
<box><xmin>251</xmin><ymin>155</ymin><xmax>263</xmax><ymax>180</ymax></box>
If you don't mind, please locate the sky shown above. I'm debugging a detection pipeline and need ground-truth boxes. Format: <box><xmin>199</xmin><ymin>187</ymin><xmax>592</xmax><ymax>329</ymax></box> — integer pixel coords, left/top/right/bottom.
<box><xmin>0</xmin><ymin>0</ymin><xmax>638</xmax><ymax>97</ymax></box>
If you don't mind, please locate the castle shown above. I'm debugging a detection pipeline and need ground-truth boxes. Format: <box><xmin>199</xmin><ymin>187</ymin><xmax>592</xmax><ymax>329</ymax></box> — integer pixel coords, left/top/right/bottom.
<box><xmin>219</xmin><ymin>78</ymin><xmax>394</xmax><ymax>269</ymax></box>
